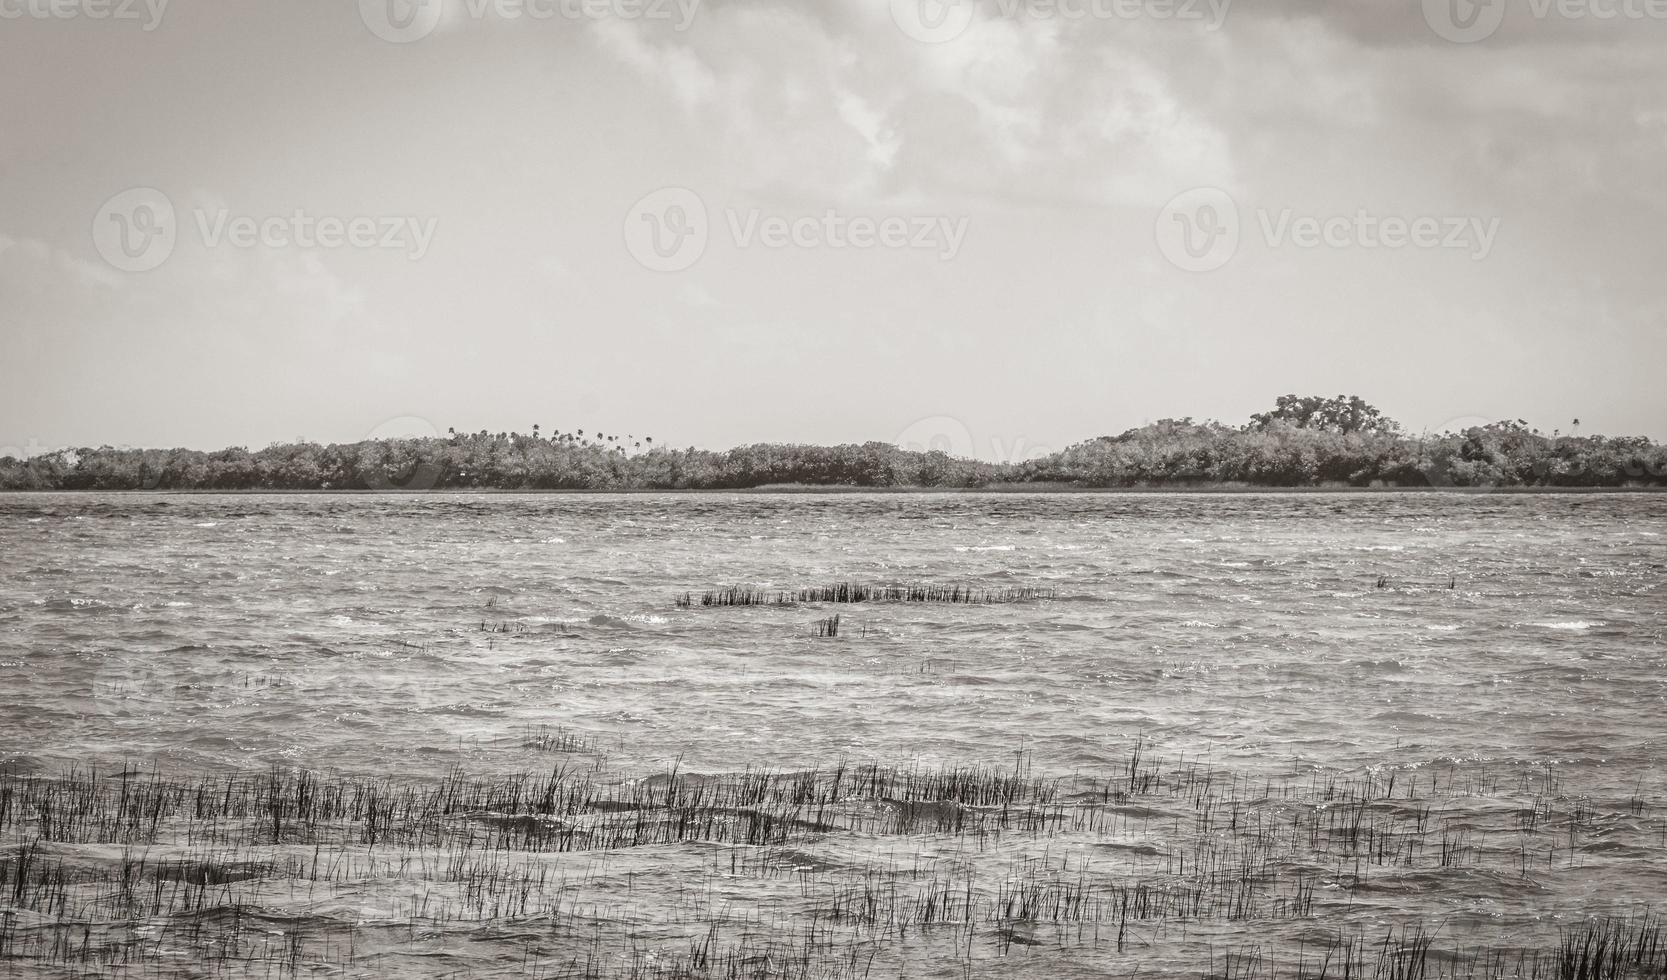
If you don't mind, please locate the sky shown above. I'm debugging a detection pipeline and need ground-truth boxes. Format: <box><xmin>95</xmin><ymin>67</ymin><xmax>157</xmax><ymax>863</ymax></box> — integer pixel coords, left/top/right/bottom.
<box><xmin>1</xmin><ymin>0</ymin><xmax>1664</xmax><ymax>461</ymax></box>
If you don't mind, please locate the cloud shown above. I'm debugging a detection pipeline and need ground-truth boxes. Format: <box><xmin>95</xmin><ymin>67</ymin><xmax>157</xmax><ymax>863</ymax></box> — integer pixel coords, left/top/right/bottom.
<box><xmin>0</xmin><ymin>231</ymin><xmax>125</xmax><ymax>290</ymax></box>
<box><xmin>591</xmin><ymin>7</ymin><xmax>894</xmax><ymax>198</ymax></box>
<box><xmin>0</xmin><ymin>209</ymin><xmax>381</xmax><ymax>360</ymax></box>
<box><xmin>588</xmin><ymin>1</ymin><xmax>1237</xmax><ymax>207</ymax></box>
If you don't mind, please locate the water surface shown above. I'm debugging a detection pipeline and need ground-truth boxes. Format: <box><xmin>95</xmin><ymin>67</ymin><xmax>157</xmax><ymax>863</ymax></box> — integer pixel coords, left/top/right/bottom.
<box><xmin>1</xmin><ymin>492</ymin><xmax>1663</xmax><ymax>977</ymax></box>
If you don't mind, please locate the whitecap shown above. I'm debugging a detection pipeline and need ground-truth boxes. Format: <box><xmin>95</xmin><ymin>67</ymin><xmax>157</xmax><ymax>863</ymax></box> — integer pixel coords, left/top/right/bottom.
<box><xmin>193</xmin><ymin>522</ymin><xmax>219</xmax><ymax>528</ymax></box>
<box><xmin>1423</xmin><ymin>624</ymin><xmax>1460</xmax><ymax>632</ymax></box>
<box><xmin>1531</xmin><ymin>621</ymin><xmax>1604</xmax><ymax>631</ymax></box>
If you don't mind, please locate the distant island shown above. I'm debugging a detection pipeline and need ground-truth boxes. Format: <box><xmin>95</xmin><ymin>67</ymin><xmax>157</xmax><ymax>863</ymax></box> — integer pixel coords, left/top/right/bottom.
<box><xmin>4</xmin><ymin>396</ymin><xmax>1663</xmax><ymax>492</ymax></box>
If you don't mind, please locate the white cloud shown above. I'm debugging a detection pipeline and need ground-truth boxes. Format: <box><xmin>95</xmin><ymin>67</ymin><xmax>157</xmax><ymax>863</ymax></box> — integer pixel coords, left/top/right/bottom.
<box><xmin>588</xmin><ymin>1</ymin><xmax>1237</xmax><ymax>208</ymax></box>
<box><xmin>0</xmin><ymin>231</ymin><xmax>125</xmax><ymax>290</ymax></box>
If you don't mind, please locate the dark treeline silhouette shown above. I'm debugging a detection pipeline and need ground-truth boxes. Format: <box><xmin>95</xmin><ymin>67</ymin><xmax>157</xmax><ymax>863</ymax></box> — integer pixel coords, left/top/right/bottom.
<box><xmin>3</xmin><ymin>396</ymin><xmax>1663</xmax><ymax>491</ymax></box>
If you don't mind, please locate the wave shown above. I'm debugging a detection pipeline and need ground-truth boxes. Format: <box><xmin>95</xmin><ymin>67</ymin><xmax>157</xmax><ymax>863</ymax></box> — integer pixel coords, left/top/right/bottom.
<box><xmin>39</xmin><ymin>597</ymin><xmax>117</xmax><ymax>614</ymax></box>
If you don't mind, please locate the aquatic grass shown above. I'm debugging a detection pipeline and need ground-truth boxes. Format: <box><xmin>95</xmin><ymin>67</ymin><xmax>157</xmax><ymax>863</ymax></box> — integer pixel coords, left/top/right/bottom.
<box><xmin>676</xmin><ymin>582</ymin><xmax>1057</xmax><ymax>608</ymax></box>
<box><xmin>0</xmin><ymin>750</ymin><xmax>1655</xmax><ymax>979</ymax></box>
<box><xmin>1558</xmin><ymin>913</ymin><xmax>1667</xmax><ymax>980</ymax></box>
<box><xmin>481</xmin><ymin>620</ymin><xmax>530</xmax><ymax>633</ymax></box>
<box><xmin>1368</xmin><ymin>573</ymin><xmax>1461</xmax><ymax>592</ymax></box>
<box><xmin>518</xmin><ymin>725</ymin><xmax>596</xmax><ymax>755</ymax></box>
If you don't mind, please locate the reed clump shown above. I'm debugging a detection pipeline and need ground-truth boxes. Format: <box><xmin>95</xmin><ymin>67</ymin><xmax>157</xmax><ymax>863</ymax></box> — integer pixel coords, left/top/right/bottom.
<box><xmin>518</xmin><ymin>724</ymin><xmax>595</xmax><ymax>754</ymax></box>
<box><xmin>676</xmin><ymin>582</ymin><xmax>1056</xmax><ymax>608</ymax></box>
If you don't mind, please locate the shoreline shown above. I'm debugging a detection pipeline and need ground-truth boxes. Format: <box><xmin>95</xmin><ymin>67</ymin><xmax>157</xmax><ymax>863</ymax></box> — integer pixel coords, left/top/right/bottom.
<box><xmin>4</xmin><ymin>484</ymin><xmax>1664</xmax><ymax>496</ymax></box>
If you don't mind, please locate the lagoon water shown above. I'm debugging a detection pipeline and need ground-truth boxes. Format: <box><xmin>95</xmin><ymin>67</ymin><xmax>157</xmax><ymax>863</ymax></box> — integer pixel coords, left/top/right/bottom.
<box><xmin>2</xmin><ymin>492</ymin><xmax>1665</xmax><ymax>977</ymax></box>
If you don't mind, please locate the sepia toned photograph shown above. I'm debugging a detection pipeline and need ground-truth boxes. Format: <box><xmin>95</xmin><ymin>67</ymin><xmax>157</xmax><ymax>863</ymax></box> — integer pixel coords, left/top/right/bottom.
<box><xmin>2</xmin><ymin>1</ymin><xmax>1666</xmax><ymax>977</ymax></box>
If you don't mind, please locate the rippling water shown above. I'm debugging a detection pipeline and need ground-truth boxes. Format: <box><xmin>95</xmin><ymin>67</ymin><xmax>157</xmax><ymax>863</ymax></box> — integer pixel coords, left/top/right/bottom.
<box><xmin>2</xmin><ymin>491</ymin><xmax>1664</xmax><ymax>978</ymax></box>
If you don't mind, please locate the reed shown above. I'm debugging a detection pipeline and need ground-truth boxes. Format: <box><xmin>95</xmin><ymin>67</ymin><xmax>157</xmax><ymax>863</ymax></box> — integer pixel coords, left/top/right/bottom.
<box><xmin>677</xmin><ymin>582</ymin><xmax>1056</xmax><ymax>608</ymax></box>
<box><xmin>0</xmin><ymin>748</ymin><xmax>1653</xmax><ymax>979</ymax></box>
<box><xmin>518</xmin><ymin>724</ymin><xmax>595</xmax><ymax>754</ymax></box>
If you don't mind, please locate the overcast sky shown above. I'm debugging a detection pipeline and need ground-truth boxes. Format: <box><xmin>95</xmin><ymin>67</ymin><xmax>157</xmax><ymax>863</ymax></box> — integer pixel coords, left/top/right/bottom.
<box><xmin>2</xmin><ymin>0</ymin><xmax>1663</xmax><ymax>459</ymax></box>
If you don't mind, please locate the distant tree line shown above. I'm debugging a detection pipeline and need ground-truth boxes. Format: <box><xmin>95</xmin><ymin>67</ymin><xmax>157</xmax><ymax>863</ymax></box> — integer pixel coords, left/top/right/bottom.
<box><xmin>2</xmin><ymin>396</ymin><xmax>1662</xmax><ymax>491</ymax></box>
